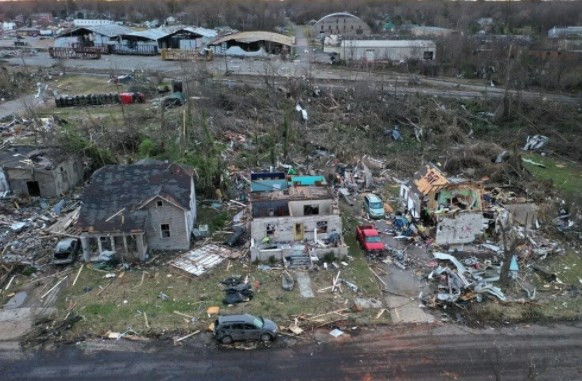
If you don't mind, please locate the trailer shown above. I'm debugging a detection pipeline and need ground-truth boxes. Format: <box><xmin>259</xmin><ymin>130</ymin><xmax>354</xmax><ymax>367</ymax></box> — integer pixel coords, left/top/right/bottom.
<box><xmin>54</xmin><ymin>92</ymin><xmax>145</xmax><ymax>108</ymax></box>
<box><xmin>161</xmin><ymin>48</ymin><xmax>213</xmax><ymax>61</ymax></box>
<box><xmin>49</xmin><ymin>47</ymin><xmax>102</xmax><ymax>60</ymax></box>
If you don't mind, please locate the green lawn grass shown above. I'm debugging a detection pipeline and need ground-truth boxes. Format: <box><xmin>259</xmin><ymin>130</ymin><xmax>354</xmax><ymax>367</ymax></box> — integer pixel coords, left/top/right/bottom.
<box><xmin>523</xmin><ymin>153</ymin><xmax>582</xmax><ymax>199</ymax></box>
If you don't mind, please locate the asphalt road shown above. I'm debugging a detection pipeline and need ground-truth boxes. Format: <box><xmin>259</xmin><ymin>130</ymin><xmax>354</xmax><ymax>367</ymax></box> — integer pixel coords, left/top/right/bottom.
<box><xmin>2</xmin><ymin>323</ymin><xmax>582</xmax><ymax>380</ymax></box>
<box><xmin>3</xmin><ymin>51</ymin><xmax>581</xmax><ymax>105</ymax></box>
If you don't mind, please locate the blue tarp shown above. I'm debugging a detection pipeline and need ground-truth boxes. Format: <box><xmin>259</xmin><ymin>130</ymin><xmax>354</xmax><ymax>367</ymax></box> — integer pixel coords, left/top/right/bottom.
<box><xmin>289</xmin><ymin>175</ymin><xmax>327</xmax><ymax>186</ymax></box>
<box><xmin>251</xmin><ymin>180</ymin><xmax>288</xmax><ymax>193</ymax></box>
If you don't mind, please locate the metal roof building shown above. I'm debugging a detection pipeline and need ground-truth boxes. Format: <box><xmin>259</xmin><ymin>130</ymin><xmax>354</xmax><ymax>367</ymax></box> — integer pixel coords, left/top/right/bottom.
<box><xmin>209</xmin><ymin>31</ymin><xmax>295</xmax><ymax>56</ymax></box>
<box><xmin>336</xmin><ymin>40</ymin><xmax>437</xmax><ymax>62</ymax></box>
<box><xmin>312</xmin><ymin>12</ymin><xmax>371</xmax><ymax>37</ymax></box>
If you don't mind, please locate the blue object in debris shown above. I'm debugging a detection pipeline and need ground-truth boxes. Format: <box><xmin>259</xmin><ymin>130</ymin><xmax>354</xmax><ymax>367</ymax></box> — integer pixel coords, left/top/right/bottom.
<box><xmin>52</xmin><ymin>199</ymin><xmax>65</xmax><ymax>214</ymax></box>
<box><xmin>394</xmin><ymin>216</ymin><xmax>409</xmax><ymax>230</ymax></box>
<box><xmin>510</xmin><ymin>255</ymin><xmax>519</xmax><ymax>272</ymax></box>
<box><xmin>391</xmin><ymin>129</ymin><xmax>402</xmax><ymax>141</ymax></box>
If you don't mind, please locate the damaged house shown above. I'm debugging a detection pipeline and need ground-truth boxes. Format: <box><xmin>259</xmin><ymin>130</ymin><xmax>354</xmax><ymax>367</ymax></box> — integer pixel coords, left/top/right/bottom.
<box><xmin>0</xmin><ymin>145</ymin><xmax>84</xmax><ymax>198</ymax></box>
<box><xmin>400</xmin><ymin>163</ymin><xmax>486</xmax><ymax>245</ymax></box>
<box><xmin>76</xmin><ymin>160</ymin><xmax>196</xmax><ymax>262</ymax></box>
<box><xmin>249</xmin><ymin>172</ymin><xmax>347</xmax><ymax>262</ymax></box>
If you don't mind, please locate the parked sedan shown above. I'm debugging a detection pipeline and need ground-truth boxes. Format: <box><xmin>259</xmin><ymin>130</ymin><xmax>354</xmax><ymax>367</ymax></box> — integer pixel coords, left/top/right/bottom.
<box><xmin>213</xmin><ymin>314</ymin><xmax>277</xmax><ymax>344</ymax></box>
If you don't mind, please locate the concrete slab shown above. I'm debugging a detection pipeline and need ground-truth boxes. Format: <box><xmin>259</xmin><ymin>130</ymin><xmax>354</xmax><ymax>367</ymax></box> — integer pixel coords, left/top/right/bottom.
<box><xmin>3</xmin><ymin>291</ymin><xmax>27</xmax><ymax>309</ymax></box>
<box><xmin>385</xmin><ymin>295</ymin><xmax>435</xmax><ymax>324</ymax></box>
<box><xmin>353</xmin><ymin>297</ymin><xmax>383</xmax><ymax>309</ymax></box>
<box><xmin>296</xmin><ymin>271</ymin><xmax>314</xmax><ymax>298</ymax></box>
<box><xmin>0</xmin><ymin>307</ymin><xmax>57</xmax><ymax>341</ymax></box>
<box><xmin>0</xmin><ymin>308</ymin><xmax>34</xmax><ymax>341</ymax></box>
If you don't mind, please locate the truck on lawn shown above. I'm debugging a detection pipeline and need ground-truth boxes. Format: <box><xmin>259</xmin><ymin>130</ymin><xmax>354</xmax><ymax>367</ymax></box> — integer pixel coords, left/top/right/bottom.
<box><xmin>356</xmin><ymin>224</ymin><xmax>385</xmax><ymax>256</ymax></box>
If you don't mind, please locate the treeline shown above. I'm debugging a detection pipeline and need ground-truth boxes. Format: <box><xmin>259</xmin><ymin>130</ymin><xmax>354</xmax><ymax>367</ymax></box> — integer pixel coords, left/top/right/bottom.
<box><xmin>2</xmin><ymin>0</ymin><xmax>582</xmax><ymax>34</ymax></box>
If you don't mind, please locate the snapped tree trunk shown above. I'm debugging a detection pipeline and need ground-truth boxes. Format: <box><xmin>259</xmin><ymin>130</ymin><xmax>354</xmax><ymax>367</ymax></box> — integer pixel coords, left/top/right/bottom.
<box><xmin>499</xmin><ymin>222</ymin><xmax>513</xmax><ymax>287</ymax></box>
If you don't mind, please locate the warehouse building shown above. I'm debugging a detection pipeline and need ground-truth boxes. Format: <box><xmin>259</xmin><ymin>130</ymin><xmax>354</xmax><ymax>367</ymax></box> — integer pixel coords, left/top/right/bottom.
<box><xmin>333</xmin><ymin>39</ymin><xmax>436</xmax><ymax>62</ymax></box>
<box><xmin>312</xmin><ymin>12</ymin><xmax>371</xmax><ymax>37</ymax></box>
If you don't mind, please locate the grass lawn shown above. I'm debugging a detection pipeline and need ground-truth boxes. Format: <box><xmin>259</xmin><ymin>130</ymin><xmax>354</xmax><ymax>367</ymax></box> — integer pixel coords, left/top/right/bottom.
<box><xmin>523</xmin><ymin>153</ymin><xmax>582</xmax><ymax>200</ymax></box>
<box><xmin>56</xmin><ymin>205</ymin><xmax>387</xmax><ymax>339</ymax></box>
<box><xmin>467</xmin><ymin>250</ymin><xmax>582</xmax><ymax>325</ymax></box>
<box><xmin>51</xmin><ymin>75</ymin><xmax>124</xmax><ymax>95</ymax></box>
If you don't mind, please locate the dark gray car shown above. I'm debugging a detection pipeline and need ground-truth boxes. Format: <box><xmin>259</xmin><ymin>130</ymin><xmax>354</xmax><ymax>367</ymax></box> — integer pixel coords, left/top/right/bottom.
<box><xmin>53</xmin><ymin>238</ymin><xmax>80</xmax><ymax>265</ymax></box>
<box><xmin>214</xmin><ymin>314</ymin><xmax>277</xmax><ymax>344</ymax></box>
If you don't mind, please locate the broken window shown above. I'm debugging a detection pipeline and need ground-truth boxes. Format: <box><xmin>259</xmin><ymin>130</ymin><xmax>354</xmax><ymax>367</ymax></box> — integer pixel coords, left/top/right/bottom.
<box><xmin>100</xmin><ymin>236</ymin><xmax>112</xmax><ymax>251</ymax></box>
<box><xmin>316</xmin><ymin>221</ymin><xmax>328</xmax><ymax>233</ymax></box>
<box><xmin>161</xmin><ymin>224</ymin><xmax>171</xmax><ymax>238</ymax></box>
<box><xmin>156</xmin><ymin>200</ymin><xmax>163</xmax><ymax>207</ymax></box>
<box><xmin>423</xmin><ymin>51</ymin><xmax>434</xmax><ymax>60</ymax></box>
<box><xmin>303</xmin><ymin>205</ymin><xmax>320</xmax><ymax>216</ymax></box>
<box><xmin>266</xmin><ymin>223</ymin><xmax>276</xmax><ymax>236</ymax></box>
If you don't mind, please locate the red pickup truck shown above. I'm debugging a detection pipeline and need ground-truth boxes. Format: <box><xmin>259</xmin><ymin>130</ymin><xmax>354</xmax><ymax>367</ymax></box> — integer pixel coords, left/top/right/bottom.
<box><xmin>356</xmin><ymin>225</ymin><xmax>385</xmax><ymax>255</ymax></box>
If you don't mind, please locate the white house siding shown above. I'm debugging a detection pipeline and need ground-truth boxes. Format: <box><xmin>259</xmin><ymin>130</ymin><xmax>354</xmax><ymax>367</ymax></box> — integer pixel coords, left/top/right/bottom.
<box><xmin>250</xmin><ymin>214</ymin><xmax>342</xmax><ymax>243</ymax></box>
<box><xmin>144</xmin><ymin>199</ymin><xmax>189</xmax><ymax>251</ymax></box>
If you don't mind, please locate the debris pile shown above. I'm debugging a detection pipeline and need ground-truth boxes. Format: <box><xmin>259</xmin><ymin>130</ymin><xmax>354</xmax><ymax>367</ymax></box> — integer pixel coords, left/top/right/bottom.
<box><xmin>220</xmin><ymin>276</ymin><xmax>254</xmax><ymax>305</ymax></box>
<box><xmin>0</xmin><ymin>197</ymin><xmax>79</xmax><ymax>268</ymax></box>
<box><xmin>426</xmin><ymin>252</ymin><xmax>506</xmax><ymax>305</ymax></box>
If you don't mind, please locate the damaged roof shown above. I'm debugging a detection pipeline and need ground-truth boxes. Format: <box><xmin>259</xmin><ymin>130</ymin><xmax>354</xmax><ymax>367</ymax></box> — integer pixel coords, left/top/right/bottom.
<box><xmin>412</xmin><ymin>163</ymin><xmax>450</xmax><ymax>195</ymax></box>
<box><xmin>0</xmin><ymin>145</ymin><xmax>69</xmax><ymax>170</ymax></box>
<box><xmin>58</xmin><ymin>24</ymin><xmax>134</xmax><ymax>38</ymax></box>
<box><xmin>210</xmin><ymin>31</ymin><xmax>295</xmax><ymax>47</ymax></box>
<box><xmin>122</xmin><ymin>26</ymin><xmax>217</xmax><ymax>42</ymax></box>
<box><xmin>250</xmin><ymin>185</ymin><xmax>332</xmax><ymax>202</ymax></box>
<box><xmin>77</xmin><ymin>161</ymin><xmax>193</xmax><ymax>233</ymax></box>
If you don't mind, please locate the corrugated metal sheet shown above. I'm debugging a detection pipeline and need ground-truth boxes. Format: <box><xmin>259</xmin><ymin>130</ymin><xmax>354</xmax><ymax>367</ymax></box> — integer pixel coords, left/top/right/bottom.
<box><xmin>126</xmin><ymin>28</ymin><xmax>173</xmax><ymax>41</ymax></box>
<box><xmin>184</xmin><ymin>27</ymin><xmax>217</xmax><ymax>38</ymax></box>
<box><xmin>170</xmin><ymin>244</ymin><xmax>233</xmax><ymax>276</ymax></box>
<box><xmin>78</xmin><ymin>24</ymin><xmax>134</xmax><ymax>37</ymax></box>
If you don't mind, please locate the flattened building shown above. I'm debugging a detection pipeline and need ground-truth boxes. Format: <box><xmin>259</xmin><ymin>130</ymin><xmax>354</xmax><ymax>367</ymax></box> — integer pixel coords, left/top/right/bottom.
<box><xmin>77</xmin><ymin>160</ymin><xmax>196</xmax><ymax>261</ymax></box>
<box><xmin>312</xmin><ymin>12</ymin><xmax>371</xmax><ymax>37</ymax></box>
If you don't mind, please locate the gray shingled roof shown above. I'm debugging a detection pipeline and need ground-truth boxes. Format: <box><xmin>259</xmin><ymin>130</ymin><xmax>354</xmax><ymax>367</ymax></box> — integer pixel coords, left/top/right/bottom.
<box><xmin>77</xmin><ymin>161</ymin><xmax>193</xmax><ymax>234</ymax></box>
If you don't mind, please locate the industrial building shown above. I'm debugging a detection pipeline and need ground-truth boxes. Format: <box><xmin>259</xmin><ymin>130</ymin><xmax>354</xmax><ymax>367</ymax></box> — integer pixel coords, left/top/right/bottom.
<box><xmin>330</xmin><ymin>39</ymin><xmax>436</xmax><ymax>62</ymax></box>
<box><xmin>312</xmin><ymin>12</ymin><xmax>371</xmax><ymax>37</ymax></box>
<box><xmin>209</xmin><ymin>31</ymin><xmax>294</xmax><ymax>57</ymax></box>
<box><xmin>118</xmin><ymin>26</ymin><xmax>217</xmax><ymax>53</ymax></box>
<box><xmin>54</xmin><ymin>24</ymin><xmax>134</xmax><ymax>49</ymax></box>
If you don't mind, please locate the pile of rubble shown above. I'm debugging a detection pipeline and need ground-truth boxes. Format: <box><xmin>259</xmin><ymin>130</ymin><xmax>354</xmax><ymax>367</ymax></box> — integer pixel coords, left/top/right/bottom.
<box><xmin>0</xmin><ymin>197</ymin><xmax>79</xmax><ymax>275</ymax></box>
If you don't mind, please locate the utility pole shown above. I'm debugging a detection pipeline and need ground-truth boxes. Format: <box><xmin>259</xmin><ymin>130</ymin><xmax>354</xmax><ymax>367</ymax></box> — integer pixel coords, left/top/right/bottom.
<box><xmin>222</xmin><ymin>43</ymin><xmax>229</xmax><ymax>74</ymax></box>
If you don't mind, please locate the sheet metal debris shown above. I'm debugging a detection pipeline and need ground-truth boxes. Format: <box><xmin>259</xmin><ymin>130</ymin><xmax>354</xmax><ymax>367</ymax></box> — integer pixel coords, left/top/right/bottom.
<box><xmin>169</xmin><ymin>245</ymin><xmax>235</xmax><ymax>276</ymax></box>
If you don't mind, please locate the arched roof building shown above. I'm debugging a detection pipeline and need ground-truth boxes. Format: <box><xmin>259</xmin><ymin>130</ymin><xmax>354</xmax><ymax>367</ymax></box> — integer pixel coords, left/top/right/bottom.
<box><xmin>312</xmin><ymin>12</ymin><xmax>371</xmax><ymax>37</ymax></box>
